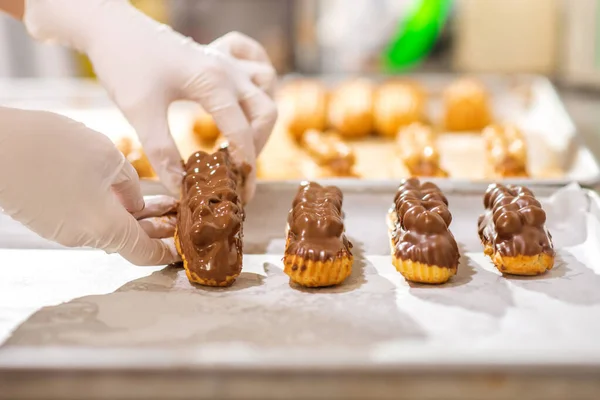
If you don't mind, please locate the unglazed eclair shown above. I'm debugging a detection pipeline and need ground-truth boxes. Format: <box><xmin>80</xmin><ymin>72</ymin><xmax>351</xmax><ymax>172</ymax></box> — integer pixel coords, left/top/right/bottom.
<box><xmin>328</xmin><ymin>78</ymin><xmax>374</xmax><ymax>139</ymax></box>
<box><xmin>443</xmin><ymin>78</ymin><xmax>492</xmax><ymax>131</ymax></box>
<box><xmin>284</xmin><ymin>182</ymin><xmax>353</xmax><ymax>287</ymax></box>
<box><xmin>483</xmin><ymin>124</ymin><xmax>528</xmax><ymax>178</ymax></box>
<box><xmin>302</xmin><ymin>129</ymin><xmax>356</xmax><ymax>176</ymax></box>
<box><xmin>397</xmin><ymin>122</ymin><xmax>448</xmax><ymax>177</ymax></box>
<box><xmin>280</xmin><ymin>79</ymin><xmax>329</xmax><ymax>141</ymax></box>
<box><xmin>387</xmin><ymin>178</ymin><xmax>459</xmax><ymax>284</ymax></box>
<box><xmin>192</xmin><ymin>108</ymin><xmax>221</xmax><ymax>145</ymax></box>
<box><xmin>116</xmin><ymin>137</ymin><xmax>155</xmax><ymax>178</ymax></box>
<box><xmin>478</xmin><ymin>184</ymin><xmax>555</xmax><ymax>276</ymax></box>
<box><xmin>175</xmin><ymin>147</ymin><xmax>248</xmax><ymax>287</ymax></box>
<box><xmin>374</xmin><ymin>80</ymin><xmax>426</xmax><ymax>138</ymax></box>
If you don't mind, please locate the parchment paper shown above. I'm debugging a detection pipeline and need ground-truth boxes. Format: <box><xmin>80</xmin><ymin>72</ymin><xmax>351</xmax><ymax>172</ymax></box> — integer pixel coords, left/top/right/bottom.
<box><xmin>0</xmin><ymin>183</ymin><xmax>599</xmax><ymax>368</ymax></box>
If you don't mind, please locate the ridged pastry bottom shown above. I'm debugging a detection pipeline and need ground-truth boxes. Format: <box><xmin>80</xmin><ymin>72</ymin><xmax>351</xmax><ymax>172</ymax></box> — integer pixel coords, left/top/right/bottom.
<box><xmin>174</xmin><ymin>228</ymin><xmax>240</xmax><ymax>287</ymax></box>
<box><xmin>283</xmin><ymin>253</ymin><xmax>353</xmax><ymax>287</ymax></box>
<box><xmin>391</xmin><ymin>256</ymin><xmax>457</xmax><ymax>284</ymax></box>
<box><xmin>483</xmin><ymin>243</ymin><xmax>554</xmax><ymax>276</ymax></box>
<box><xmin>387</xmin><ymin>210</ymin><xmax>456</xmax><ymax>284</ymax></box>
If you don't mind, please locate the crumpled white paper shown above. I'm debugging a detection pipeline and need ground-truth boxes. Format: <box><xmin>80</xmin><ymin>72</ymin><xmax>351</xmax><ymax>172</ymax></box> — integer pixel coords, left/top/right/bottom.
<box><xmin>0</xmin><ymin>183</ymin><xmax>599</xmax><ymax>368</ymax></box>
<box><xmin>538</xmin><ymin>182</ymin><xmax>589</xmax><ymax>247</ymax></box>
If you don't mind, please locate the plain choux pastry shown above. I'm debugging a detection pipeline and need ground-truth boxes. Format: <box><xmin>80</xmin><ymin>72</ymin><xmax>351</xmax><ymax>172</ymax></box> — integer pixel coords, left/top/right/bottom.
<box><xmin>443</xmin><ymin>78</ymin><xmax>492</xmax><ymax>131</ymax></box>
<box><xmin>328</xmin><ymin>78</ymin><xmax>374</xmax><ymax>139</ymax></box>
<box><xmin>279</xmin><ymin>79</ymin><xmax>328</xmax><ymax>141</ymax></box>
<box><xmin>115</xmin><ymin>137</ymin><xmax>155</xmax><ymax>178</ymax></box>
<box><xmin>192</xmin><ymin>108</ymin><xmax>220</xmax><ymax>144</ymax></box>
<box><xmin>374</xmin><ymin>80</ymin><xmax>426</xmax><ymax>138</ymax></box>
<box><xmin>115</xmin><ymin>137</ymin><xmax>134</xmax><ymax>157</ymax></box>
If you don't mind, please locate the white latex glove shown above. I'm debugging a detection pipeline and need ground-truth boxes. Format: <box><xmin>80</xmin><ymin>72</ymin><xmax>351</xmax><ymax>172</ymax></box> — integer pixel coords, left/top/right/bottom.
<box><xmin>208</xmin><ymin>31</ymin><xmax>277</xmax><ymax>97</ymax></box>
<box><xmin>0</xmin><ymin>107</ymin><xmax>180</xmax><ymax>266</ymax></box>
<box><xmin>24</xmin><ymin>0</ymin><xmax>278</xmax><ymax>201</ymax></box>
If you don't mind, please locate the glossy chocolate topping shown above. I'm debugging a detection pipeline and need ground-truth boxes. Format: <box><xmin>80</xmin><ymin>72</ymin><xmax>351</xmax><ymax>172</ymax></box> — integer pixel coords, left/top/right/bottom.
<box><xmin>478</xmin><ymin>184</ymin><xmax>554</xmax><ymax>257</ymax></box>
<box><xmin>177</xmin><ymin>148</ymin><xmax>246</xmax><ymax>285</ymax></box>
<box><xmin>391</xmin><ymin>178</ymin><xmax>459</xmax><ymax>268</ymax></box>
<box><xmin>286</xmin><ymin>182</ymin><xmax>352</xmax><ymax>262</ymax></box>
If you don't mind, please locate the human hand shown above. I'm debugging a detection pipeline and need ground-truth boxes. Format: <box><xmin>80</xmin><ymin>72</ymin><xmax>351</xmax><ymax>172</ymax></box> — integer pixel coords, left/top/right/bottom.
<box><xmin>208</xmin><ymin>31</ymin><xmax>277</xmax><ymax>97</ymax></box>
<box><xmin>0</xmin><ymin>107</ymin><xmax>179</xmax><ymax>266</ymax></box>
<box><xmin>24</xmin><ymin>0</ymin><xmax>278</xmax><ymax>201</ymax></box>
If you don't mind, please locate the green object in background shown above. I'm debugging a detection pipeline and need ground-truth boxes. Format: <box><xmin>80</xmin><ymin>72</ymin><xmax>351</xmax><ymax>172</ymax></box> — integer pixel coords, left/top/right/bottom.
<box><xmin>382</xmin><ymin>0</ymin><xmax>452</xmax><ymax>72</ymax></box>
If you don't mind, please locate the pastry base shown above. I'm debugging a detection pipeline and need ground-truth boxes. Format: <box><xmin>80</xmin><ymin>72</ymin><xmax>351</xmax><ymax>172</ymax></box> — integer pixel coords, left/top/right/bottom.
<box><xmin>483</xmin><ymin>243</ymin><xmax>554</xmax><ymax>276</ymax></box>
<box><xmin>283</xmin><ymin>254</ymin><xmax>353</xmax><ymax>287</ymax></box>
<box><xmin>174</xmin><ymin>228</ymin><xmax>240</xmax><ymax>287</ymax></box>
<box><xmin>391</xmin><ymin>256</ymin><xmax>457</xmax><ymax>284</ymax></box>
<box><xmin>387</xmin><ymin>210</ymin><xmax>456</xmax><ymax>284</ymax></box>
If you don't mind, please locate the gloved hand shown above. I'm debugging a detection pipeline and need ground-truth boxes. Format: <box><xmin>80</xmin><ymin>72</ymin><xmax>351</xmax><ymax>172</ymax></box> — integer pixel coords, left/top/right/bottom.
<box><xmin>24</xmin><ymin>0</ymin><xmax>278</xmax><ymax>201</ymax></box>
<box><xmin>0</xmin><ymin>107</ymin><xmax>180</xmax><ymax>266</ymax></box>
<box><xmin>208</xmin><ymin>31</ymin><xmax>277</xmax><ymax>97</ymax></box>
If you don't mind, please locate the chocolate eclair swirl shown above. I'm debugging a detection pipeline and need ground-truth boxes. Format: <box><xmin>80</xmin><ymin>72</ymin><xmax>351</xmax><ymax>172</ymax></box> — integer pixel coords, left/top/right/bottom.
<box><xmin>391</xmin><ymin>178</ymin><xmax>459</xmax><ymax>268</ymax></box>
<box><xmin>478</xmin><ymin>184</ymin><xmax>554</xmax><ymax>258</ymax></box>
<box><xmin>176</xmin><ymin>148</ymin><xmax>247</xmax><ymax>286</ymax></box>
<box><xmin>286</xmin><ymin>182</ymin><xmax>352</xmax><ymax>262</ymax></box>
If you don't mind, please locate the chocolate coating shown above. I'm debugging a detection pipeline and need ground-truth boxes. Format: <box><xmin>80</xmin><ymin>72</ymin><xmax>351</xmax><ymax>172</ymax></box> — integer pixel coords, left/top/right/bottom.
<box><xmin>286</xmin><ymin>182</ymin><xmax>352</xmax><ymax>262</ymax></box>
<box><xmin>176</xmin><ymin>148</ymin><xmax>247</xmax><ymax>285</ymax></box>
<box><xmin>391</xmin><ymin>178</ymin><xmax>459</xmax><ymax>268</ymax></box>
<box><xmin>478</xmin><ymin>184</ymin><xmax>554</xmax><ymax>257</ymax></box>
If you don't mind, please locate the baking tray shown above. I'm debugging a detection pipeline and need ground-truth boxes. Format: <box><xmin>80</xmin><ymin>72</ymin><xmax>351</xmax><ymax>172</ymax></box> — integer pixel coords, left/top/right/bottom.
<box><xmin>268</xmin><ymin>73</ymin><xmax>600</xmax><ymax>187</ymax></box>
<box><xmin>0</xmin><ymin>76</ymin><xmax>599</xmax><ymax>193</ymax></box>
<box><xmin>0</xmin><ymin>182</ymin><xmax>599</xmax><ymax>400</ymax></box>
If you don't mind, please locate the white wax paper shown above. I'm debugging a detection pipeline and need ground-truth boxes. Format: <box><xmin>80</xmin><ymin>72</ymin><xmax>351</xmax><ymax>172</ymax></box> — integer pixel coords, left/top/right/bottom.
<box><xmin>0</xmin><ymin>183</ymin><xmax>599</xmax><ymax>368</ymax></box>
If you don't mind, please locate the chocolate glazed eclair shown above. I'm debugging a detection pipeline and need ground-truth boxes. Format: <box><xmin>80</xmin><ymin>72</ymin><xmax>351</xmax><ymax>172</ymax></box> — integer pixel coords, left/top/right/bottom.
<box><xmin>175</xmin><ymin>148</ymin><xmax>248</xmax><ymax>287</ymax></box>
<box><xmin>478</xmin><ymin>184</ymin><xmax>555</xmax><ymax>275</ymax></box>
<box><xmin>284</xmin><ymin>182</ymin><xmax>353</xmax><ymax>287</ymax></box>
<box><xmin>387</xmin><ymin>178</ymin><xmax>460</xmax><ymax>284</ymax></box>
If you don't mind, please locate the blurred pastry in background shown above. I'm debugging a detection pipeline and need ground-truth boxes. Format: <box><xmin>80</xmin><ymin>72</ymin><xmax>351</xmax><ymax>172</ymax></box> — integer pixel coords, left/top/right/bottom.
<box><xmin>192</xmin><ymin>108</ymin><xmax>220</xmax><ymax>145</ymax></box>
<box><xmin>397</xmin><ymin>123</ymin><xmax>447</xmax><ymax>177</ymax></box>
<box><xmin>115</xmin><ymin>137</ymin><xmax>156</xmax><ymax>178</ymax></box>
<box><xmin>443</xmin><ymin>78</ymin><xmax>492</xmax><ymax>131</ymax></box>
<box><xmin>483</xmin><ymin>124</ymin><xmax>528</xmax><ymax>178</ymax></box>
<box><xmin>279</xmin><ymin>79</ymin><xmax>328</xmax><ymax>141</ymax></box>
<box><xmin>328</xmin><ymin>78</ymin><xmax>374</xmax><ymax>139</ymax></box>
<box><xmin>301</xmin><ymin>129</ymin><xmax>356</xmax><ymax>177</ymax></box>
<box><xmin>374</xmin><ymin>80</ymin><xmax>426</xmax><ymax>138</ymax></box>
<box><xmin>115</xmin><ymin>136</ymin><xmax>134</xmax><ymax>157</ymax></box>
<box><xmin>128</xmin><ymin>148</ymin><xmax>155</xmax><ymax>179</ymax></box>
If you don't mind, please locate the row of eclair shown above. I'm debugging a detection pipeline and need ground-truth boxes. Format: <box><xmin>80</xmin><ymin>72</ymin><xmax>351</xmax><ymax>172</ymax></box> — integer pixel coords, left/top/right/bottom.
<box><xmin>116</xmin><ymin>77</ymin><xmax>527</xmax><ymax>181</ymax></box>
<box><xmin>284</xmin><ymin>77</ymin><xmax>528</xmax><ymax>179</ymax></box>
<box><xmin>118</xmin><ymin>118</ymin><xmax>528</xmax><ymax>182</ymax></box>
<box><xmin>174</xmin><ymin>148</ymin><xmax>555</xmax><ymax>288</ymax></box>
<box><xmin>281</xmin><ymin>77</ymin><xmax>493</xmax><ymax>140</ymax></box>
<box><xmin>294</xmin><ymin>121</ymin><xmax>528</xmax><ymax>181</ymax></box>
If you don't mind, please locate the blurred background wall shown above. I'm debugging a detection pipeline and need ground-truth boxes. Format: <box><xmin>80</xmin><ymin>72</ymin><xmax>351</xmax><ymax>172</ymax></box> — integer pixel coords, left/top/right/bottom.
<box><xmin>0</xmin><ymin>0</ymin><xmax>598</xmax><ymax>88</ymax></box>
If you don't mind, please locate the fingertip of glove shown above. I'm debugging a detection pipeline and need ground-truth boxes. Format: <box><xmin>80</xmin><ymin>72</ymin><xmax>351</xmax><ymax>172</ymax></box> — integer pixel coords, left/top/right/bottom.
<box><xmin>160</xmin><ymin>237</ymin><xmax>181</xmax><ymax>265</ymax></box>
